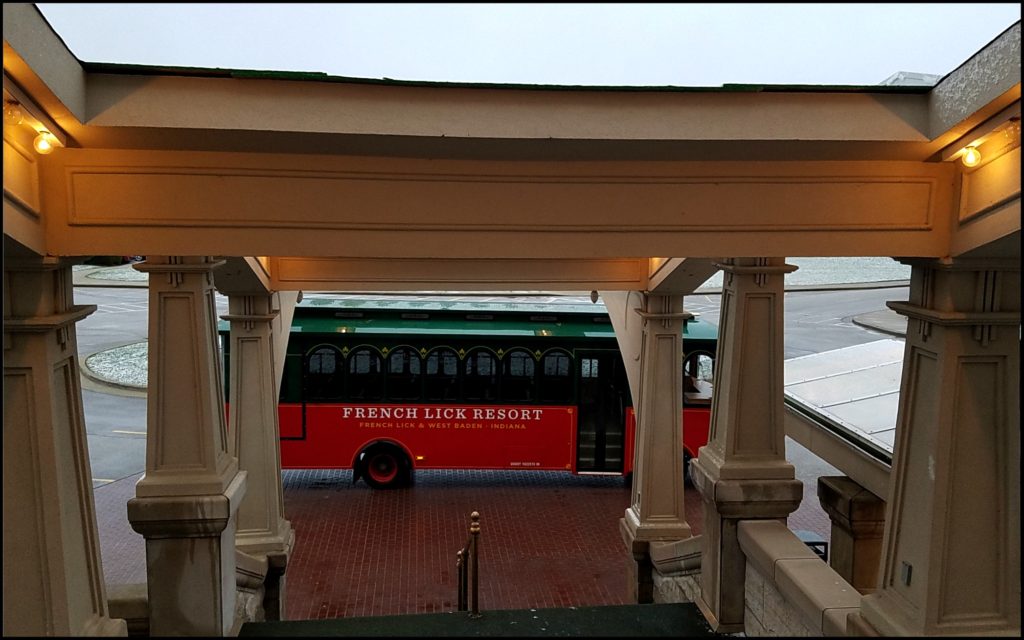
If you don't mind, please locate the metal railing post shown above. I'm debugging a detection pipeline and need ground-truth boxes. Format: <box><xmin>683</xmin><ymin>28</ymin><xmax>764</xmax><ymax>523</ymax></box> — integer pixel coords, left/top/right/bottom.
<box><xmin>469</xmin><ymin>511</ymin><xmax>480</xmax><ymax>617</ymax></box>
<box><xmin>456</xmin><ymin>549</ymin><xmax>467</xmax><ymax>611</ymax></box>
<box><xmin>454</xmin><ymin>510</ymin><xmax>482</xmax><ymax>615</ymax></box>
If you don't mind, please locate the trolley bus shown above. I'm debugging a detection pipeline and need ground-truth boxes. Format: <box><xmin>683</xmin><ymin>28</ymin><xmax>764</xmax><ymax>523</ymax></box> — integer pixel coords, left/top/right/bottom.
<box><xmin>221</xmin><ymin>296</ymin><xmax>717</xmax><ymax>488</ymax></box>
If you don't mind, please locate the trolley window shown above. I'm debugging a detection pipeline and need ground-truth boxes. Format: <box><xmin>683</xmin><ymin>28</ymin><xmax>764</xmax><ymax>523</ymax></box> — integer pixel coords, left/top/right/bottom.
<box><xmin>683</xmin><ymin>350</ymin><xmax>715</xmax><ymax>405</ymax></box>
<box><xmin>463</xmin><ymin>348</ymin><xmax>498</xmax><ymax>402</ymax></box>
<box><xmin>501</xmin><ymin>349</ymin><xmax>536</xmax><ymax>402</ymax></box>
<box><xmin>305</xmin><ymin>345</ymin><xmax>343</xmax><ymax>400</ymax></box>
<box><xmin>538</xmin><ymin>351</ymin><xmax>574</xmax><ymax>404</ymax></box>
<box><xmin>424</xmin><ymin>347</ymin><xmax>460</xmax><ymax>402</ymax></box>
<box><xmin>348</xmin><ymin>347</ymin><xmax>385</xmax><ymax>401</ymax></box>
<box><xmin>387</xmin><ymin>347</ymin><xmax>422</xmax><ymax>401</ymax></box>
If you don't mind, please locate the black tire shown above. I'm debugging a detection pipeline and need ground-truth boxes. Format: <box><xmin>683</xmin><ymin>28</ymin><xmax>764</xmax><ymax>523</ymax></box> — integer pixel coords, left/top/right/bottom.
<box><xmin>359</xmin><ymin>445</ymin><xmax>411</xmax><ymax>489</ymax></box>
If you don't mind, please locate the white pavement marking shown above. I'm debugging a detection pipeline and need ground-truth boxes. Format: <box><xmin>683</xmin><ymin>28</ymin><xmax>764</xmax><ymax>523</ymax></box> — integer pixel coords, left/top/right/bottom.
<box><xmin>111</xmin><ymin>430</ymin><xmax>147</xmax><ymax>436</ymax></box>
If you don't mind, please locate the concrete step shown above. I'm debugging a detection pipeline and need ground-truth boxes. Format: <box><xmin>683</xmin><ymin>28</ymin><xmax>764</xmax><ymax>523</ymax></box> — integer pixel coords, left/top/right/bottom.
<box><xmin>239</xmin><ymin>602</ymin><xmax>720</xmax><ymax>637</ymax></box>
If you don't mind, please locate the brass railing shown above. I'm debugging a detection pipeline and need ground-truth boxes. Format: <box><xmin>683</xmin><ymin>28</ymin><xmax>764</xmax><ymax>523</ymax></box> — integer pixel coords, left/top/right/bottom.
<box><xmin>456</xmin><ymin>511</ymin><xmax>481</xmax><ymax>616</ymax></box>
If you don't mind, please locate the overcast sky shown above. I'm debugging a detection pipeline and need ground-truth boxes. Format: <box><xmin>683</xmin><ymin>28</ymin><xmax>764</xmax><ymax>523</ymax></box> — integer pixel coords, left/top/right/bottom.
<box><xmin>36</xmin><ymin>3</ymin><xmax>1021</xmax><ymax>86</ymax></box>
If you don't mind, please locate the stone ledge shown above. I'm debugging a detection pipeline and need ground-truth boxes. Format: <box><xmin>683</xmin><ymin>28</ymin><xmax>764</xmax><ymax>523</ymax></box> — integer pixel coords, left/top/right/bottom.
<box><xmin>777</xmin><ymin>558</ymin><xmax>861</xmax><ymax>634</ymax></box>
<box><xmin>739</xmin><ymin>519</ymin><xmax>862</xmax><ymax>636</ymax></box>
<box><xmin>737</xmin><ymin>519</ymin><xmax>818</xmax><ymax>581</ymax></box>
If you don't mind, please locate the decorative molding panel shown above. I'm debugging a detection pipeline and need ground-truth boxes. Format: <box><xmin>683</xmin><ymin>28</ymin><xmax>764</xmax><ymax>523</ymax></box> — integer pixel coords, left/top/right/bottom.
<box><xmin>41</xmin><ymin>150</ymin><xmax>954</xmax><ymax>259</ymax></box>
<box><xmin>959</xmin><ymin>147</ymin><xmax>1021</xmax><ymax>224</ymax></box>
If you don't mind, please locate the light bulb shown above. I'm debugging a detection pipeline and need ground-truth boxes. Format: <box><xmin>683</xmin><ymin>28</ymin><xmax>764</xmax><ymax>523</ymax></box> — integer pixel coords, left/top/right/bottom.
<box><xmin>33</xmin><ymin>131</ymin><xmax>56</xmax><ymax>154</ymax></box>
<box><xmin>1004</xmin><ymin>119</ymin><xmax>1021</xmax><ymax>144</ymax></box>
<box><xmin>3</xmin><ymin>102</ymin><xmax>24</xmax><ymax>126</ymax></box>
<box><xmin>961</xmin><ymin>146</ymin><xmax>981</xmax><ymax>168</ymax></box>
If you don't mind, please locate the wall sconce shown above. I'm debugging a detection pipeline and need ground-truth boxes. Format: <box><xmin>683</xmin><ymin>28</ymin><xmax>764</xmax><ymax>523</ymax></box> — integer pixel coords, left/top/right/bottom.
<box><xmin>33</xmin><ymin>130</ymin><xmax>59</xmax><ymax>154</ymax></box>
<box><xmin>3</xmin><ymin>101</ymin><xmax>24</xmax><ymax>126</ymax></box>
<box><xmin>941</xmin><ymin>104</ymin><xmax>1021</xmax><ymax>170</ymax></box>
<box><xmin>960</xmin><ymin>146</ymin><xmax>981</xmax><ymax>167</ymax></box>
<box><xmin>3</xmin><ymin>75</ymin><xmax>68</xmax><ymax>155</ymax></box>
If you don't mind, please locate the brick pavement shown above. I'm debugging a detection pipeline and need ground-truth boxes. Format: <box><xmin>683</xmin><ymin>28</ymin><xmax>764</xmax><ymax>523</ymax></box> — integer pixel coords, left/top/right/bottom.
<box><xmin>94</xmin><ymin>464</ymin><xmax>831</xmax><ymax>620</ymax></box>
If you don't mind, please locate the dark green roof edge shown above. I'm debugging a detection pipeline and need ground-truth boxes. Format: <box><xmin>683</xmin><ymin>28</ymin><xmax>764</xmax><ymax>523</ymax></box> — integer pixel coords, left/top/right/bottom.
<box><xmin>78</xmin><ymin>61</ymin><xmax>933</xmax><ymax>94</ymax></box>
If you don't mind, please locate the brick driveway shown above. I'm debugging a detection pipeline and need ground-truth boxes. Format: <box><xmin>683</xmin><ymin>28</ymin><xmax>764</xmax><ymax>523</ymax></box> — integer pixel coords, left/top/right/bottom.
<box><xmin>283</xmin><ymin>469</ymin><xmax>646</xmax><ymax>620</ymax></box>
<box><xmin>96</xmin><ymin>463</ymin><xmax>831</xmax><ymax>621</ymax></box>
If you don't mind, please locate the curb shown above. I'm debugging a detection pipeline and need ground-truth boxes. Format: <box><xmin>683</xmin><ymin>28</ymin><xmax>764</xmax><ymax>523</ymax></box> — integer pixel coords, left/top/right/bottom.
<box><xmin>694</xmin><ymin>280</ymin><xmax>910</xmax><ymax>295</ymax></box>
<box><xmin>79</xmin><ymin>346</ymin><xmax>149</xmax><ymax>396</ymax></box>
<box><xmin>850</xmin><ymin>316</ymin><xmax>908</xmax><ymax>338</ymax></box>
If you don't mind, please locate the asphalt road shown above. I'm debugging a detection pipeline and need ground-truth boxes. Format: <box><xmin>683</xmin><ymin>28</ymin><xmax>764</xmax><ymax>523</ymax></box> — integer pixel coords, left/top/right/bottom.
<box><xmin>73</xmin><ymin>285</ymin><xmax>907</xmax><ymax>487</ymax></box>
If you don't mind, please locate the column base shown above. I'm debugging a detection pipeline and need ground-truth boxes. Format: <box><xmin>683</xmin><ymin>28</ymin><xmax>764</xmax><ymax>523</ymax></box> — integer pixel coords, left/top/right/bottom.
<box><xmin>690</xmin><ymin>457</ymin><xmax>803</xmax><ymax>633</ymax></box>
<box><xmin>620</xmin><ymin>517</ymin><xmax>653</xmax><ymax>603</ymax></box>
<box><xmin>621</xmin><ymin>505</ymin><xmax>692</xmax><ymax>542</ymax></box>
<box><xmin>695</xmin><ymin>593</ymin><xmax>745</xmax><ymax>634</ymax></box>
<box><xmin>128</xmin><ymin>472</ymin><xmax>246</xmax><ymax>636</ymax></box>
<box><xmin>236</xmin><ymin>519</ymin><xmax>295</xmax><ymax>557</ymax></box>
<box><xmin>861</xmin><ymin>589</ymin><xmax>1021</xmax><ymax>637</ymax></box>
<box><xmin>81</xmin><ymin>613</ymin><xmax>129</xmax><ymax>637</ymax></box>
<box><xmin>621</xmin><ymin>516</ymin><xmax>694</xmax><ymax>604</ymax></box>
<box><xmin>237</xmin><ymin>526</ymin><xmax>295</xmax><ymax>621</ymax></box>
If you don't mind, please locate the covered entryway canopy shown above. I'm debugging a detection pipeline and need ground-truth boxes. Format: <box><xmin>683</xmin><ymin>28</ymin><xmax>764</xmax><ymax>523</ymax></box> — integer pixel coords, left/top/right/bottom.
<box><xmin>5</xmin><ymin>4</ymin><xmax>1018</xmax><ymax>293</ymax></box>
<box><xmin>4</xmin><ymin>4</ymin><xmax>1019</xmax><ymax>637</ymax></box>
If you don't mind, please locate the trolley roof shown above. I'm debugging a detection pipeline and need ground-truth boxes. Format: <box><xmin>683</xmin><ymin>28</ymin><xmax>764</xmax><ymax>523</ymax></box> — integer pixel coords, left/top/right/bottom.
<box><xmin>218</xmin><ymin>294</ymin><xmax>718</xmax><ymax>341</ymax></box>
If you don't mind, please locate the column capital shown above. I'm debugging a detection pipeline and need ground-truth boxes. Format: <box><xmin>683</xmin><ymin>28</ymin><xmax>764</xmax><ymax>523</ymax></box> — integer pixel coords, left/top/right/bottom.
<box><xmin>3</xmin><ymin>304</ymin><xmax>96</xmax><ymax>332</ymax></box>
<box><xmin>714</xmin><ymin>257</ymin><xmax>798</xmax><ymax>291</ymax></box>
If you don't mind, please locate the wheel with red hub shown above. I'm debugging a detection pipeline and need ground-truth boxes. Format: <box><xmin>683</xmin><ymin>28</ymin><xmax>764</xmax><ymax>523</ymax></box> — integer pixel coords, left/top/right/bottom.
<box><xmin>358</xmin><ymin>444</ymin><xmax>411</xmax><ymax>489</ymax></box>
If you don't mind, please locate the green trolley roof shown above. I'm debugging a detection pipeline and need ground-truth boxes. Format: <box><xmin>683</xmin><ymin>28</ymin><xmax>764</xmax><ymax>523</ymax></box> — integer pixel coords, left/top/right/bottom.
<box><xmin>218</xmin><ymin>295</ymin><xmax>717</xmax><ymax>342</ymax></box>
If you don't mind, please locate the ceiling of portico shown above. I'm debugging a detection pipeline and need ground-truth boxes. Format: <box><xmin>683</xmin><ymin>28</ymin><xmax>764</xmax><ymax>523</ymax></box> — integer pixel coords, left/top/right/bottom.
<box><xmin>3</xmin><ymin>5</ymin><xmax>1019</xmax><ymax>293</ymax></box>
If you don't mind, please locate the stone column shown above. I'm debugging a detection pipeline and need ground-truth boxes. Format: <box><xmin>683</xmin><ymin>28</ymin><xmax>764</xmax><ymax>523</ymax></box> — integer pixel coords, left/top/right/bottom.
<box><xmin>3</xmin><ymin>256</ymin><xmax>127</xmax><ymax>637</ymax></box>
<box><xmin>859</xmin><ymin>257</ymin><xmax>1020</xmax><ymax>636</ymax></box>
<box><xmin>620</xmin><ymin>293</ymin><xmax>692</xmax><ymax>603</ymax></box>
<box><xmin>224</xmin><ymin>292</ymin><xmax>294</xmax><ymax>621</ymax></box>
<box><xmin>689</xmin><ymin>257</ymin><xmax>804</xmax><ymax>633</ymax></box>
<box><xmin>817</xmin><ymin>476</ymin><xmax>885</xmax><ymax>594</ymax></box>
<box><xmin>127</xmin><ymin>256</ymin><xmax>247</xmax><ymax>637</ymax></box>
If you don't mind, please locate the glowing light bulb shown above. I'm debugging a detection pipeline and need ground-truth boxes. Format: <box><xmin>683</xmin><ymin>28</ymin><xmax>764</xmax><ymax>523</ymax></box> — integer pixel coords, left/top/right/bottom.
<box><xmin>3</xmin><ymin>102</ymin><xmax>24</xmax><ymax>126</ymax></box>
<box><xmin>961</xmin><ymin>146</ymin><xmax>981</xmax><ymax>168</ymax></box>
<box><xmin>33</xmin><ymin>131</ymin><xmax>56</xmax><ymax>154</ymax></box>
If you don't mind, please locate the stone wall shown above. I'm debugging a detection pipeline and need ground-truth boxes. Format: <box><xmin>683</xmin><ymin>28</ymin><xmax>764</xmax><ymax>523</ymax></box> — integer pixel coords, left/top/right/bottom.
<box><xmin>652</xmin><ymin>571</ymin><xmax>701</xmax><ymax>605</ymax></box>
<box><xmin>745</xmin><ymin>561</ymin><xmax>816</xmax><ymax>636</ymax></box>
<box><xmin>738</xmin><ymin>520</ymin><xmax>861</xmax><ymax>637</ymax></box>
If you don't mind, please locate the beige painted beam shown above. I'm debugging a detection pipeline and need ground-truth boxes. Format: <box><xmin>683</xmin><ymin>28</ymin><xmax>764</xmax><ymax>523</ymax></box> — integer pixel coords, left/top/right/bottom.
<box><xmin>40</xmin><ymin>149</ymin><xmax>954</xmax><ymax>260</ymax></box>
<box><xmin>268</xmin><ymin>257</ymin><xmax>647</xmax><ymax>291</ymax></box>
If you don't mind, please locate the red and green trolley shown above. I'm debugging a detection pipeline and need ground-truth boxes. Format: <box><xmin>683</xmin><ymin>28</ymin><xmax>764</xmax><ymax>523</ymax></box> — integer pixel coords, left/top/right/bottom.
<box><xmin>221</xmin><ymin>296</ymin><xmax>717</xmax><ymax>488</ymax></box>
